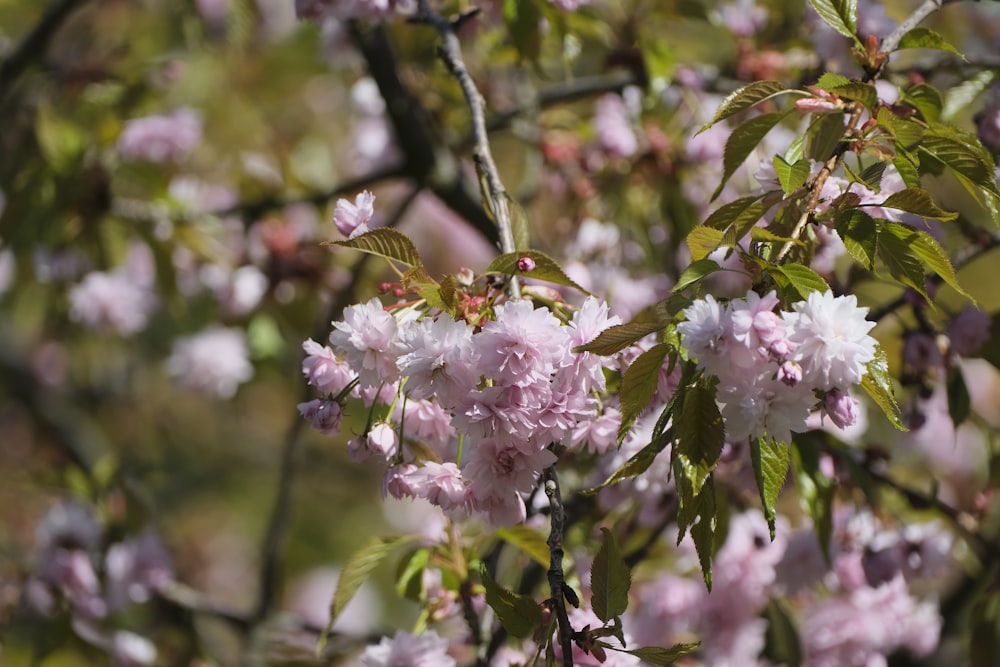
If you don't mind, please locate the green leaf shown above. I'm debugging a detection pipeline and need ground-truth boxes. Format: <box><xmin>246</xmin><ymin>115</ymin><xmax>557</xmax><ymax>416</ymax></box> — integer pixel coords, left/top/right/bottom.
<box><xmin>714</xmin><ymin>112</ymin><xmax>790</xmax><ymax>201</ymax></box>
<box><xmin>619</xmin><ymin>343</ymin><xmax>672</xmax><ymax>442</ymax></box>
<box><xmin>878</xmin><ymin>188</ymin><xmax>958</xmax><ymax>221</ymax></box>
<box><xmin>703</xmin><ymin>196</ymin><xmax>765</xmax><ymax>229</ymax></box>
<box><xmin>808</xmin><ymin>0</ymin><xmax>859</xmax><ymax>42</ymax></box>
<box><xmin>830</xmin><ymin>82</ymin><xmax>877</xmax><ymax>111</ymax></box>
<box><xmin>947</xmin><ymin>368</ymin><xmax>971</xmax><ymax>427</ymax></box>
<box><xmin>814</xmin><ymin>72</ymin><xmax>850</xmax><ymax>90</ymax></box>
<box><xmin>508</xmin><ymin>193</ymin><xmax>532</xmax><ymax>252</ymax></box>
<box><xmin>36</xmin><ymin>103</ymin><xmax>85</xmax><ymax>173</ymax></box>
<box><xmin>686</xmin><ymin>226</ymin><xmax>725</xmax><ymax>261</ymax></box>
<box><xmin>919</xmin><ymin>133</ymin><xmax>998</xmax><ymax>195</ymax></box>
<box><xmin>942</xmin><ymin>71</ymin><xmax>997</xmax><ymax>122</ymax></box>
<box><xmin>481</xmin><ymin>567</ymin><xmax>543</xmax><ymax>639</ymax></box>
<box><xmin>856</xmin><ymin>161</ymin><xmax>887</xmax><ymax>192</ymax></box>
<box><xmin>876</xmin><ymin>223</ymin><xmax>931</xmax><ymax>299</ymax></box>
<box><xmin>503</xmin><ymin>0</ymin><xmax>542</xmax><ymax>62</ymax></box>
<box><xmin>592</xmin><ymin>528</ymin><xmax>631</xmax><ymax>623</ymax></box>
<box><xmin>901</xmin><ymin>83</ymin><xmax>943</xmax><ymax>123</ymax></box>
<box><xmin>675</xmin><ymin>259</ymin><xmax>721</xmax><ymax>292</ymax></box>
<box><xmin>763</xmin><ymin>599</ymin><xmax>804</xmax><ymax>667</ymax></box>
<box><xmin>486</xmin><ymin>250</ymin><xmax>591</xmax><ymax>295</ymax></box>
<box><xmin>624</xmin><ymin>643</ymin><xmax>701</xmax><ymax>666</ymax></box>
<box><xmin>750</xmin><ymin>439</ymin><xmax>790</xmax><ymax>540</ymax></box>
<box><xmin>402</xmin><ymin>267</ymin><xmax>446</xmax><ymax>312</ymax></box>
<box><xmin>861</xmin><ymin>346</ymin><xmax>907</xmax><ymax>431</ymax></box>
<box><xmin>496</xmin><ymin>526</ymin><xmax>551</xmax><ymax>569</ymax></box>
<box><xmin>883</xmin><ymin>222</ymin><xmax>972</xmax><ymax>301</ymax></box>
<box><xmin>792</xmin><ymin>433</ymin><xmax>835</xmax><ymax>560</ymax></box>
<box><xmin>676</xmin><ymin>379</ymin><xmax>724</xmax><ymax>469</ymax></box>
<box><xmin>395</xmin><ymin>548</ymin><xmax>430</xmax><ymax>601</ymax></box>
<box><xmin>583</xmin><ymin>427</ymin><xmax>673</xmax><ymax>495</ymax></box>
<box><xmin>807</xmin><ymin>112</ymin><xmax>846</xmax><ymax>161</ymax></box>
<box><xmin>699</xmin><ymin>80</ymin><xmax>789</xmax><ymax>132</ymax></box>
<box><xmin>751</xmin><ymin>226</ymin><xmax>799</xmax><ymax>245</ymax></box>
<box><xmin>893</xmin><ymin>149</ymin><xmax>921</xmax><ymax>188</ymax></box>
<box><xmin>327</xmin><ymin>228</ymin><xmax>422</xmax><ymax>267</ymax></box>
<box><xmin>773</xmin><ymin>156</ymin><xmax>811</xmax><ymax>196</ymax></box>
<box><xmin>575</xmin><ymin>300</ymin><xmax>673</xmax><ymax>355</ymax></box>
<box><xmin>772</xmin><ymin>264</ymin><xmax>829</xmax><ymax>299</ymax></box>
<box><xmin>897</xmin><ymin>27</ymin><xmax>965</xmax><ymax>59</ymax></box>
<box><xmin>688</xmin><ymin>479</ymin><xmax>717</xmax><ymax>590</ymax></box>
<box><xmin>318</xmin><ymin>536</ymin><xmax>414</xmax><ymax>653</ymax></box>
<box><xmin>835</xmin><ymin>209</ymin><xmax>879</xmax><ymax>270</ymax></box>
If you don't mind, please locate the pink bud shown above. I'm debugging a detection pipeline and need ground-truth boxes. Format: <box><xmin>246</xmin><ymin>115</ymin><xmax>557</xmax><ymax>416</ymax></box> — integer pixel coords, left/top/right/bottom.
<box><xmin>822</xmin><ymin>389</ymin><xmax>858</xmax><ymax>429</ymax></box>
<box><xmin>517</xmin><ymin>256</ymin><xmax>536</xmax><ymax>272</ymax></box>
<box><xmin>777</xmin><ymin>360</ymin><xmax>803</xmax><ymax>386</ymax></box>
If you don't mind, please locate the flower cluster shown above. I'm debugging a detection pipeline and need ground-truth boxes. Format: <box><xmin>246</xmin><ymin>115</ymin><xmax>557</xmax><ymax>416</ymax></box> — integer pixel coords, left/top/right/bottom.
<box><xmin>302</xmin><ymin>270</ymin><xmax>621</xmax><ymax>525</ymax></box>
<box><xmin>678</xmin><ymin>289</ymin><xmax>877</xmax><ymax>443</ymax></box>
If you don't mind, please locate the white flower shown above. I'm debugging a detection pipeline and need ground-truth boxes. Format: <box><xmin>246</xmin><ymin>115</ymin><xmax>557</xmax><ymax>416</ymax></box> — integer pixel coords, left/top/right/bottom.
<box><xmin>166</xmin><ymin>326</ymin><xmax>253</xmax><ymax>398</ymax></box>
<box><xmin>360</xmin><ymin>629</ymin><xmax>456</xmax><ymax>667</ymax></box>
<box><xmin>328</xmin><ymin>298</ymin><xmax>405</xmax><ymax>388</ymax></box>
<box><xmin>785</xmin><ymin>290</ymin><xmax>877</xmax><ymax>391</ymax></box>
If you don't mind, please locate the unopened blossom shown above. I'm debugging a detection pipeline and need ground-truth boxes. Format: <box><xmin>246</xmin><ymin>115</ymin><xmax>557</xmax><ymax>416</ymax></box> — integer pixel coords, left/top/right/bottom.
<box><xmin>785</xmin><ymin>290</ymin><xmax>876</xmax><ymax>391</ymax></box>
<box><xmin>117</xmin><ymin>108</ymin><xmax>202</xmax><ymax>163</ymax></box>
<box><xmin>298</xmin><ymin>399</ymin><xmax>344</xmax><ymax>435</ymax></box>
<box><xmin>165</xmin><ymin>326</ymin><xmax>253</xmax><ymax>398</ymax></box>
<box><xmin>777</xmin><ymin>360</ymin><xmax>802</xmax><ymax>386</ymax></box>
<box><xmin>593</xmin><ymin>93</ymin><xmax>638</xmax><ymax>159</ymax></box>
<box><xmin>328</xmin><ymin>297</ymin><xmax>405</xmax><ymax>388</ymax></box>
<box><xmin>367</xmin><ymin>422</ymin><xmax>398</xmax><ymax>460</ymax></box>
<box><xmin>822</xmin><ymin>388</ymin><xmax>858</xmax><ymax>430</ymax></box>
<box><xmin>302</xmin><ymin>339</ymin><xmax>356</xmax><ymax>396</ymax></box>
<box><xmin>360</xmin><ymin>629</ymin><xmax>455</xmax><ymax>667</ymax></box>
<box><xmin>947</xmin><ymin>305</ymin><xmax>991</xmax><ymax>356</ymax></box>
<box><xmin>333</xmin><ymin>190</ymin><xmax>375</xmax><ymax>238</ymax></box>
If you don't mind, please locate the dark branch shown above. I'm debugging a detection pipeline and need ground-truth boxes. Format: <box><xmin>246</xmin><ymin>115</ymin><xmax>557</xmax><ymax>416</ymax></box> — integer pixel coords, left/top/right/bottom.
<box><xmin>0</xmin><ymin>0</ymin><xmax>90</xmax><ymax>96</ymax></box>
<box><xmin>542</xmin><ymin>465</ymin><xmax>576</xmax><ymax>667</ymax></box>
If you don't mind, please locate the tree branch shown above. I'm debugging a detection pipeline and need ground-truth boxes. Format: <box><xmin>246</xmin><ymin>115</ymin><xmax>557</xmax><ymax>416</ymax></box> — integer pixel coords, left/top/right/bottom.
<box><xmin>542</xmin><ymin>465</ymin><xmax>576</xmax><ymax>667</ymax></box>
<box><xmin>0</xmin><ymin>0</ymin><xmax>90</xmax><ymax>96</ymax></box>
<box><xmin>878</xmin><ymin>0</ymin><xmax>962</xmax><ymax>57</ymax></box>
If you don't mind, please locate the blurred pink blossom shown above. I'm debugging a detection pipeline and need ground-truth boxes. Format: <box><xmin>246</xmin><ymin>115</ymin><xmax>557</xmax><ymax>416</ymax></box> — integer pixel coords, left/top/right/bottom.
<box><xmin>165</xmin><ymin>326</ymin><xmax>253</xmax><ymax>398</ymax></box>
<box><xmin>117</xmin><ymin>108</ymin><xmax>203</xmax><ymax>163</ymax></box>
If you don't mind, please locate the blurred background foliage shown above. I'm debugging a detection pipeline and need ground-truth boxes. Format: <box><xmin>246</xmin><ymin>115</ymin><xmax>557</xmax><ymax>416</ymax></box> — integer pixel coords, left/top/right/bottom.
<box><xmin>2</xmin><ymin>0</ymin><xmax>1000</xmax><ymax>665</ymax></box>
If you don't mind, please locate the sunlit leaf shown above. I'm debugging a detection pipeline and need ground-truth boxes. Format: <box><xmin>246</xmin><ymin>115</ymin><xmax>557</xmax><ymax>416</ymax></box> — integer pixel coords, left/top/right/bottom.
<box><xmin>714</xmin><ymin>111</ymin><xmax>790</xmax><ymax>201</ymax></box>
<box><xmin>326</xmin><ymin>228</ymin><xmax>422</xmax><ymax>267</ymax></box>
<box><xmin>575</xmin><ymin>300</ymin><xmax>673</xmax><ymax>355</ymax></box>
<box><xmin>807</xmin><ymin>112</ymin><xmax>846</xmax><ymax>161</ymax></box>
<box><xmin>751</xmin><ymin>438</ymin><xmax>790</xmax><ymax>540</ymax></box>
<box><xmin>486</xmin><ymin>250</ymin><xmax>591</xmax><ymax>295</ymax></box>
<box><xmin>861</xmin><ymin>346</ymin><xmax>907</xmax><ymax>431</ymax></box>
<box><xmin>773</xmin><ymin>156</ymin><xmax>811</xmax><ymax>196</ymax></box>
<box><xmin>814</xmin><ymin>72</ymin><xmax>850</xmax><ymax>90</ymax></box>
<box><xmin>830</xmin><ymin>82</ymin><xmax>877</xmax><ymax>111</ymax></box>
<box><xmin>675</xmin><ymin>259</ymin><xmax>721</xmax><ymax>292</ymax></box>
<box><xmin>897</xmin><ymin>27</ymin><xmax>965</xmax><ymax>59</ymax></box>
<box><xmin>395</xmin><ymin>548</ymin><xmax>430</xmax><ymax>601</ymax></box>
<box><xmin>878</xmin><ymin>188</ymin><xmax>958</xmax><ymax>221</ymax></box>
<box><xmin>901</xmin><ymin>83</ymin><xmax>943</xmax><ymax>123</ymax></box>
<box><xmin>624</xmin><ymin>643</ymin><xmax>701</xmax><ymax>665</ymax></box>
<box><xmin>581</xmin><ymin>426</ymin><xmax>672</xmax><ymax>494</ymax></box>
<box><xmin>772</xmin><ymin>264</ymin><xmax>829</xmax><ymax>299</ymax></box>
<box><xmin>699</xmin><ymin>80</ymin><xmax>790</xmax><ymax>132</ymax></box>
<box><xmin>883</xmin><ymin>222</ymin><xmax>972</xmax><ymax>301</ymax></box>
<box><xmin>876</xmin><ymin>223</ymin><xmax>930</xmax><ymax>299</ymax></box>
<box><xmin>942</xmin><ymin>71</ymin><xmax>997</xmax><ymax>122</ymax></box>
<box><xmin>808</xmin><ymin>0</ymin><xmax>858</xmax><ymax>42</ymax></box>
<box><xmin>318</xmin><ymin>536</ymin><xmax>415</xmax><ymax>654</ymax></box>
<box><xmin>496</xmin><ymin>526</ymin><xmax>551</xmax><ymax>569</ymax></box>
<box><xmin>592</xmin><ymin>527</ymin><xmax>631</xmax><ymax>623</ymax></box>
<box><xmin>687</xmin><ymin>226</ymin><xmax>725</xmax><ymax>262</ymax></box>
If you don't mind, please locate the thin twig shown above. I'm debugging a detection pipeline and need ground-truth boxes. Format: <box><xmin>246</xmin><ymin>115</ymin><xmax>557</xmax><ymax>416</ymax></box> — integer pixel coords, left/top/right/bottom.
<box><xmin>0</xmin><ymin>0</ymin><xmax>90</xmax><ymax>95</ymax></box>
<box><xmin>542</xmin><ymin>466</ymin><xmax>575</xmax><ymax>667</ymax></box>
<box><xmin>878</xmin><ymin>0</ymin><xmax>961</xmax><ymax>57</ymax></box>
<box><xmin>411</xmin><ymin>1</ymin><xmax>521</xmax><ymax>298</ymax></box>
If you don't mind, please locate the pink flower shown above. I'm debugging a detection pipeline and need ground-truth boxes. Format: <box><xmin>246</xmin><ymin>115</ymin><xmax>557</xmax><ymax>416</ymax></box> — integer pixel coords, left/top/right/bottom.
<box><xmin>117</xmin><ymin>108</ymin><xmax>203</xmax><ymax>163</ymax></box>
<box><xmin>302</xmin><ymin>339</ymin><xmax>357</xmax><ymax>396</ymax></box>
<box><xmin>165</xmin><ymin>326</ymin><xmax>253</xmax><ymax>398</ymax></box>
<box><xmin>404</xmin><ymin>462</ymin><xmax>467</xmax><ymax>514</ymax></box>
<box><xmin>329</xmin><ymin>298</ymin><xmax>405</xmax><ymax>388</ymax></box>
<box><xmin>397</xmin><ymin>315</ymin><xmax>479</xmax><ymax>407</ymax></box>
<box><xmin>474</xmin><ymin>300</ymin><xmax>571</xmax><ymax>389</ymax></box>
<box><xmin>395</xmin><ymin>399</ymin><xmax>456</xmax><ymax>452</ymax></box>
<box><xmin>298</xmin><ymin>399</ymin><xmax>344</xmax><ymax>436</ymax></box>
<box><xmin>464</xmin><ymin>438</ymin><xmax>557</xmax><ymax>526</ymax></box>
<box><xmin>360</xmin><ymin>629</ymin><xmax>456</xmax><ymax>667</ymax></box>
<box><xmin>367</xmin><ymin>422</ymin><xmax>398</xmax><ymax>460</ymax></box>
<box><xmin>333</xmin><ymin>190</ymin><xmax>376</xmax><ymax>238</ymax></box>
<box><xmin>785</xmin><ymin>290</ymin><xmax>877</xmax><ymax>391</ymax></box>
<box><xmin>593</xmin><ymin>94</ymin><xmax>638</xmax><ymax>159</ymax></box>
<box><xmin>947</xmin><ymin>305</ymin><xmax>991</xmax><ymax>356</ymax></box>
<box><xmin>571</xmin><ymin>407</ymin><xmax>621</xmax><ymax>454</ymax></box>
